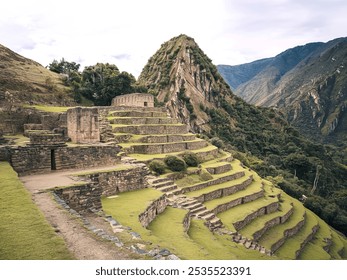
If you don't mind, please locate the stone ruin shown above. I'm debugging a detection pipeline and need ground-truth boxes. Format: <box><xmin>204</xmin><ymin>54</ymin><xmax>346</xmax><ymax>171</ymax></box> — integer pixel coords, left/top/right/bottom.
<box><xmin>112</xmin><ymin>93</ymin><xmax>154</xmax><ymax>108</ymax></box>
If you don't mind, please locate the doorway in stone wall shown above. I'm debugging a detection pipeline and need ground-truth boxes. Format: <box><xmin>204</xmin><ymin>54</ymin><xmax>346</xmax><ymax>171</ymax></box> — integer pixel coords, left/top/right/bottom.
<box><xmin>144</xmin><ymin>102</ymin><xmax>148</xmax><ymax>107</ymax></box>
<box><xmin>51</xmin><ymin>149</ymin><xmax>56</xmax><ymax>170</ymax></box>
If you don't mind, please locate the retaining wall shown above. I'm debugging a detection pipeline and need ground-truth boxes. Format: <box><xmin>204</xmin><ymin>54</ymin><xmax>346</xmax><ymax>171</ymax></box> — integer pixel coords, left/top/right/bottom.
<box><xmin>138</xmin><ymin>195</ymin><xmax>168</xmax><ymax>228</ymax></box>
<box><xmin>233</xmin><ymin>201</ymin><xmax>280</xmax><ymax>231</ymax></box>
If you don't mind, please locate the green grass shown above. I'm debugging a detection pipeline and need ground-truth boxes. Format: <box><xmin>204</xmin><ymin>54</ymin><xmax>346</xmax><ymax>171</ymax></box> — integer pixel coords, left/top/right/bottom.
<box><xmin>128</xmin><ymin>145</ymin><xmax>218</xmax><ymax>162</ymax></box>
<box><xmin>275</xmin><ymin>210</ymin><xmax>319</xmax><ymax>259</ymax></box>
<box><xmin>329</xmin><ymin>231</ymin><xmax>345</xmax><ymax>259</ymax></box>
<box><xmin>218</xmin><ymin>195</ymin><xmax>279</xmax><ymax>232</ymax></box>
<box><xmin>24</xmin><ymin>105</ymin><xmax>72</xmax><ymax>112</ymax></box>
<box><xmin>0</xmin><ymin>162</ymin><xmax>73</xmax><ymax>259</ymax></box>
<box><xmin>102</xmin><ymin>189</ymin><xmax>273</xmax><ymax>260</ymax></box>
<box><xmin>239</xmin><ymin>198</ymin><xmax>292</xmax><ymax>239</ymax></box>
<box><xmin>257</xmin><ymin>192</ymin><xmax>306</xmax><ymax>250</ymax></box>
<box><xmin>188</xmin><ymin>219</ymin><xmax>273</xmax><ymax>260</ymax></box>
<box><xmin>3</xmin><ymin>134</ymin><xmax>29</xmax><ymax>146</ymax></box>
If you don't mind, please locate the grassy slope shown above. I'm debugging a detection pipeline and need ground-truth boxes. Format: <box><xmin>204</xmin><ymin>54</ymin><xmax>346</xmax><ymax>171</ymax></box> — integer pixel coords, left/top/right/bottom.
<box><xmin>102</xmin><ymin>188</ymin><xmax>270</xmax><ymax>259</ymax></box>
<box><xmin>0</xmin><ymin>162</ymin><xmax>73</xmax><ymax>259</ymax></box>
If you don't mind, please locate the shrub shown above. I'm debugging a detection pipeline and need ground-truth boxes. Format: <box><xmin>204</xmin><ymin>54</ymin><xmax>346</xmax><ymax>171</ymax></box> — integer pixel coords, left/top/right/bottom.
<box><xmin>211</xmin><ymin>137</ymin><xmax>224</xmax><ymax>149</ymax></box>
<box><xmin>182</xmin><ymin>152</ymin><xmax>199</xmax><ymax>167</ymax></box>
<box><xmin>149</xmin><ymin>160</ymin><xmax>166</xmax><ymax>175</ymax></box>
<box><xmin>164</xmin><ymin>155</ymin><xmax>187</xmax><ymax>172</ymax></box>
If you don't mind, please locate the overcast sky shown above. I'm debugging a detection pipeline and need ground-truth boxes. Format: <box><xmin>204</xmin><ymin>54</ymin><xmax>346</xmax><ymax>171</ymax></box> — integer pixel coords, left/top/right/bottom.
<box><xmin>1</xmin><ymin>0</ymin><xmax>346</xmax><ymax>77</ymax></box>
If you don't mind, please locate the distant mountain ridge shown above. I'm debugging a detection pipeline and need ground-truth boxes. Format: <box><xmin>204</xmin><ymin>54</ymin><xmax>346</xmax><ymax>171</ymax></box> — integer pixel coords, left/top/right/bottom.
<box><xmin>218</xmin><ymin>37</ymin><xmax>347</xmax><ymax>146</ymax></box>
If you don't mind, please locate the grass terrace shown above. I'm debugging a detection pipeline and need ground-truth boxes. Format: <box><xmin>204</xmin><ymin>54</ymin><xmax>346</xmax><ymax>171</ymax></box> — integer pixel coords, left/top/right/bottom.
<box><xmin>24</xmin><ymin>105</ymin><xmax>72</xmax><ymax>113</ymax></box>
<box><xmin>0</xmin><ymin>162</ymin><xmax>73</xmax><ymax>259</ymax></box>
<box><xmin>257</xmin><ymin>192</ymin><xmax>306</xmax><ymax>250</ymax></box>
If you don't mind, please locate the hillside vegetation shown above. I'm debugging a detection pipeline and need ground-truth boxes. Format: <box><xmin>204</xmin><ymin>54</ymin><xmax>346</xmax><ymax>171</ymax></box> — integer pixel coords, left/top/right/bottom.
<box><xmin>218</xmin><ymin>38</ymin><xmax>347</xmax><ymax>147</ymax></box>
<box><xmin>138</xmin><ymin>35</ymin><xmax>347</xmax><ymax>235</ymax></box>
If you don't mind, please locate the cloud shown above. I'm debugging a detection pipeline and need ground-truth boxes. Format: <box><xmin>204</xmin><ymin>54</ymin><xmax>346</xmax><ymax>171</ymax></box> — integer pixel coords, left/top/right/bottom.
<box><xmin>0</xmin><ymin>0</ymin><xmax>346</xmax><ymax>75</ymax></box>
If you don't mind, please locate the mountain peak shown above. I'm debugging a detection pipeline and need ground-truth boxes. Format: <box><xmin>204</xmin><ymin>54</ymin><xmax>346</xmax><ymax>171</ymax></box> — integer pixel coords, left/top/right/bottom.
<box><xmin>138</xmin><ymin>35</ymin><xmax>232</xmax><ymax>132</ymax></box>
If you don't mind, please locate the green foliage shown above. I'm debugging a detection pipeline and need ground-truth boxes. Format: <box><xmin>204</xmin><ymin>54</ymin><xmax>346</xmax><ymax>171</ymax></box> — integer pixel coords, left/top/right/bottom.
<box><xmin>164</xmin><ymin>155</ymin><xmax>187</xmax><ymax>172</ymax></box>
<box><xmin>211</xmin><ymin>137</ymin><xmax>224</xmax><ymax>149</ymax></box>
<box><xmin>182</xmin><ymin>152</ymin><xmax>200</xmax><ymax>167</ymax></box>
<box><xmin>149</xmin><ymin>160</ymin><xmax>166</xmax><ymax>175</ymax></box>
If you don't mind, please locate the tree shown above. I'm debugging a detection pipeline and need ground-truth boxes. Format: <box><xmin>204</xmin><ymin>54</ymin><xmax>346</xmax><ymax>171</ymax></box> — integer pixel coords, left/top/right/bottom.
<box><xmin>80</xmin><ymin>63</ymin><xmax>137</xmax><ymax>106</ymax></box>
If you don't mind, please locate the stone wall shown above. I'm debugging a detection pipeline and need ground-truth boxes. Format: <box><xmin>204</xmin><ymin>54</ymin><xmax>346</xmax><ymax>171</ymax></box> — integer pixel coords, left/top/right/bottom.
<box><xmin>252</xmin><ymin>204</ymin><xmax>294</xmax><ymax>241</ymax></box>
<box><xmin>183</xmin><ymin>212</ymin><xmax>192</xmax><ymax>233</ymax></box>
<box><xmin>138</xmin><ymin>195</ymin><xmax>168</xmax><ymax>228</ymax></box>
<box><xmin>10</xmin><ymin>145</ymin><xmax>121</xmax><ymax>175</ymax></box>
<box><xmin>212</xmin><ymin>189</ymin><xmax>264</xmax><ymax>214</ymax></box>
<box><xmin>29</xmin><ymin>133</ymin><xmax>65</xmax><ymax>145</ymax></box>
<box><xmin>139</xmin><ymin>135</ymin><xmax>196</xmax><ymax>143</ymax></box>
<box><xmin>182</xmin><ymin>171</ymin><xmax>246</xmax><ymax>194</ymax></box>
<box><xmin>295</xmin><ymin>224</ymin><xmax>320</xmax><ymax>258</ymax></box>
<box><xmin>112</xmin><ymin>93</ymin><xmax>154</xmax><ymax>108</ymax></box>
<box><xmin>206</xmin><ymin>164</ymin><xmax>232</xmax><ymax>175</ymax></box>
<box><xmin>112</xmin><ymin>117</ymin><xmax>177</xmax><ymax>125</ymax></box>
<box><xmin>126</xmin><ymin>140</ymin><xmax>207</xmax><ymax>154</ymax></box>
<box><xmin>270</xmin><ymin>213</ymin><xmax>306</xmax><ymax>253</ymax></box>
<box><xmin>82</xmin><ymin>165</ymin><xmax>149</xmax><ymax>196</ymax></box>
<box><xmin>67</xmin><ymin>107</ymin><xmax>100</xmax><ymax>143</ymax></box>
<box><xmin>113</xmin><ymin>124</ymin><xmax>188</xmax><ymax>135</ymax></box>
<box><xmin>54</xmin><ymin>182</ymin><xmax>102</xmax><ymax>213</ymax></box>
<box><xmin>233</xmin><ymin>201</ymin><xmax>280</xmax><ymax>231</ymax></box>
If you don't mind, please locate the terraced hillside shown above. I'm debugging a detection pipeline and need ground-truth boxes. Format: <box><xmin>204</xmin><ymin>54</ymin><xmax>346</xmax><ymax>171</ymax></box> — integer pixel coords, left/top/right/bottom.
<box><xmin>99</xmin><ymin>106</ymin><xmax>347</xmax><ymax>260</ymax></box>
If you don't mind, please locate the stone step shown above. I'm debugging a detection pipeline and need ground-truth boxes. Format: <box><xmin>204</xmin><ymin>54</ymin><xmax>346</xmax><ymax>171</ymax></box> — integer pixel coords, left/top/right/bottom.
<box><xmin>112</xmin><ymin>124</ymin><xmax>189</xmax><ymax>135</ymax></box>
<box><xmin>185</xmin><ymin>202</ymin><xmax>203</xmax><ymax>210</ymax></box>
<box><xmin>157</xmin><ymin>184</ymin><xmax>178</xmax><ymax>193</ymax></box>
<box><xmin>152</xmin><ymin>181</ymin><xmax>176</xmax><ymax>189</ymax></box>
<box><xmin>201</xmin><ymin>213</ymin><xmax>216</xmax><ymax>221</ymax></box>
<box><xmin>110</xmin><ymin>117</ymin><xmax>178</xmax><ymax>125</ymax></box>
<box><xmin>110</xmin><ymin>110</ymin><xmax>168</xmax><ymax>118</ymax></box>
<box><xmin>148</xmin><ymin>177</ymin><xmax>171</xmax><ymax>184</ymax></box>
<box><xmin>190</xmin><ymin>205</ymin><xmax>207</xmax><ymax>215</ymax></box>
<box><xmin>194</xmin><ymin>209</ymin><xmax>211</xmax><ymax>218</ymax></box>
<box><xmin>181</xmin><ymin>200</ymin><xmax>199</xmax><ymax>208</ymax></box>
<box><xmin>165</xmin><ymin>188</ymin><xmax>183</xmax><ymax>197</ymax></box>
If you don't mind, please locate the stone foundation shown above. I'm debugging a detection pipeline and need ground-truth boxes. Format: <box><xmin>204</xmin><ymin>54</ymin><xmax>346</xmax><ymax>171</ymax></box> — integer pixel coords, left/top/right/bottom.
<box><xmin>10</xmin><ymin>145</ymin><xmax>121</xmax><ymax>175</ymax></box>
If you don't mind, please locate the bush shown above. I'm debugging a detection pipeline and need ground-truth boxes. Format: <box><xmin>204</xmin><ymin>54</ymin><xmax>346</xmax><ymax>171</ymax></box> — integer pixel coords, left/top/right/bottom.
<box><xmin>149</xmin><ymin>160</ymin><xmax>166</xmax><ymax>175</ymax></box>
<box><xmin>211</xmin><ymin>137</ymin><xmax>224</xmax><ymax>149</ymax></box>
<box><xmin>164</xmin><ymin>155</ymin><xmax>187</xmax><ymax>172</ymax></box>
<box><xmin>182</xmin><ymin>152</ymin><xmax>199</xmax><ymax>167</ymax></box>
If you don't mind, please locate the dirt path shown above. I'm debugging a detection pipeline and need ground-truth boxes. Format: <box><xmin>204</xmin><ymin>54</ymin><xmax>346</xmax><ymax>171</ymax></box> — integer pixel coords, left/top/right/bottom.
<box><xmin>20</xmin><ymin>166</ymin><xmax>134</xmax><ymax>260</ymax></box>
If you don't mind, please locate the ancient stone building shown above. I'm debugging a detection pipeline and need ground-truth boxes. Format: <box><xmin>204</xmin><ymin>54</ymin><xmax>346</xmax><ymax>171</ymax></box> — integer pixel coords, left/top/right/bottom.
<box><xmin>112</xmin><ymin>93</ymin><xmax>154</xmax><ymax>107</ymax></box>
<box><xmin>67</xmin><ymin>107</ymin><xmax>100</xmax><ymax>143</ymax></box>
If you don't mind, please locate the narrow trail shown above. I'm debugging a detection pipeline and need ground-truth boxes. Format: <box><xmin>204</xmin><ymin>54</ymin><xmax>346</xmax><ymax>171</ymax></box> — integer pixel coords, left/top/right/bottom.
<box><xmin>20</xmin><ymin>166</ymin><xmax>134</xmax><ymax>260</ymax></box>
